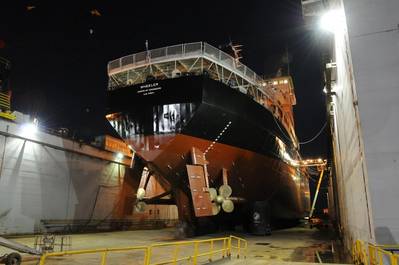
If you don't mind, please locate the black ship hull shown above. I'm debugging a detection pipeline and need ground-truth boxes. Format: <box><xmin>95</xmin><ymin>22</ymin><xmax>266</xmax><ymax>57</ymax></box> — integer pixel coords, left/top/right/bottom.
<box><xmin>106</xmin><ymin>76</ymin><xmax>310</xmax><ymax>231</ymax></box>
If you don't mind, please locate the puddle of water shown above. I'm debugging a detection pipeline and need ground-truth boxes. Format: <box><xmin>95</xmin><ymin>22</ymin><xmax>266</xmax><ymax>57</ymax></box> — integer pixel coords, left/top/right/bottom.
<box><xmin>255</xmin><ymin>242</ymin><xmax>270</xmax><ymax>246</ymax></box>
<box><xmin>291</xmin><ymin>241</ymin><xmax>351</xmax><ymax>263</ymax></box>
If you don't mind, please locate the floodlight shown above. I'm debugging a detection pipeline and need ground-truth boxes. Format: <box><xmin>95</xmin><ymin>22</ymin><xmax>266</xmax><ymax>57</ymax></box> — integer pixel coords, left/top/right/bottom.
<box><xmin>21</xmin><ymin>122</ymin><xmax>38</xmax><ymax>136</ymax></box>
<box><xmin>320</xmin><ymin>9</ymin><xmax>345</xmax><ymax>33</ymax></box>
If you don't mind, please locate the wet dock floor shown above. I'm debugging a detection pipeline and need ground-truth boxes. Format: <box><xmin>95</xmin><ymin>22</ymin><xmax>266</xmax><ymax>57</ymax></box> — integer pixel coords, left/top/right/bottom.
<box><xmin>0</xmin><ymin>226</ymin><xmax>351</xmax><ymax>264</ymax></box>
<box><xmin>236</xmin><ymin>227</ymin><xmax>351</xmax><ymax>264</ymax></box>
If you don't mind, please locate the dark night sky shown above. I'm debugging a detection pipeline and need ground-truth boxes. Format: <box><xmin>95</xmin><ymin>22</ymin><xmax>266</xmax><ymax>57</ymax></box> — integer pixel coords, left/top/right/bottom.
<box><xmin>0</xmin><ymin>0</ymin><xmax>327</xmax><ymax>158</ymax></box>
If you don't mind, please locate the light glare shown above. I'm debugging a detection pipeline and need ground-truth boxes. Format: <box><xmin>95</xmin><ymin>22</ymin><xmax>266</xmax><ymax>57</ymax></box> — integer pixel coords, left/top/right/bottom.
<box><xmin>320</xmin><ymin>10</ymin><xmax>345</xmax><ymax>33</ymax></box>
<box><xmin>21</xmin><ymin>122</ymin><xmax>38</xmax><ymax>136</ymax></box>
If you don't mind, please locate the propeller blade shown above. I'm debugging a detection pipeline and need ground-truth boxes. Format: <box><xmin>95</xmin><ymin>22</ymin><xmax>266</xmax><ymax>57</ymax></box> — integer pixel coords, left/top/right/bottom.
<box><xmin>137</xmin><ymin>188</ymin><xmax>146</xmax><ymax>200</ymax></box>
<box><xmin>216</xmin><ymin>195</ymin><xmax>224</xmax><ymax>204</ymax></box>
<box><xmin>209</xmin><ymin>188</ymin><xmax>217</xmax><ymax>202</ymax></box>
<box><xmin>212</xmin><ymin>203</ymin><xmax>221</xmax><ymax>215</ymax></box>
<box><xmin>134</xmin><ymin>201</ymin><xmax>147</xmax><ymax>213</ymax></box>
<box><xmin>219</xmin><ymin>184</ymin><xmax>232</xmax><ymax>198</ymax></box>
<box><xmin>222</xmin><ymin>199</ymin><xmax>234</xmax><ymax>213</ymax></box>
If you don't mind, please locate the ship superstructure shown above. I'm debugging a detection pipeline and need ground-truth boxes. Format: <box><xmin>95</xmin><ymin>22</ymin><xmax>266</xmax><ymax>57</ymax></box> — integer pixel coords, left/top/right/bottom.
<box><xmin>107</xmin><ymin>42</ymin><xmax>298</xmax><ymax>147</ymax></box>
<box><xmin>106</xmin><ymin>42</ymin><xmax>310</xmax><ymax>235</ymax></box>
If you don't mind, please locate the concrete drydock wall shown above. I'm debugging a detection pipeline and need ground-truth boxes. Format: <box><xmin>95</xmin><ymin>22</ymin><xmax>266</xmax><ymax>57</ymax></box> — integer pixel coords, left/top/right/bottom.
<box><xmin>0</xmin><ymin>120</ymin><xmax>177</xmax><ymax>235</ymax></box>
<box><xmin>302</xmin><ymin>0</ymin><xmax>377</xmax><ymax>247</ymax></box>
<box><xmin>326</xmin><ymin>6</ymin><xmax>375</xmax><ymax>246</ymax></box>
<box><xmin>342</xmin><ymin>0</ymin><xmax>399</xmax><ymax>244</ymax></box>
<box><xmin>303</xmin><ymin>0</ymin><xmax>399</xmax><ymax>247</ymax></box>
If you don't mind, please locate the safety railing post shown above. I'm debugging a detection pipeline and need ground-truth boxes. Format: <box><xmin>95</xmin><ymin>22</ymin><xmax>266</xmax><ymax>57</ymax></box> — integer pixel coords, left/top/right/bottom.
<box><xmin>368</xmin><ymin>245</ymin><xmax>372</xmax><ymax>265</ymax></box>
<box><xmin>352</xmin><ymin>242</ymin><xmax>357</xmax><ymax>264</ymax></box>
<box><xmin>173</xmin><ymin>245</ymin><xmax>180</xmax><ymax>265</ymax></box>
<box><xmin>353</xmin><ymin>240</ymin><xmax>360</xmax><ymax>265</ymax></box>
<box><xmin>370</xmin><ymin>245</ymin><xmax>376</xmax><ymax>265</ymax></box>
<box><xmin>359</xmin><ymin>241</ymin><xmax>363</xmax><ymax>265</ymax></box>
<box><xmin>361</xmin><ymin>242</ymin><xmax>366</xmax><ymax>265</ymax></box>
<box><xmin>100</xmin><ymin>251</ymin><xmax>107</xmax><ymax>265</ymax></box>
<box><xmin>146</xmin><ymin>246</ymin><xmax>152</xmax><ymax>265</ymax></box>
<box><xmin>360</xmin><ymin>241</ymin><xmax>364</xmax><ymax>265</ymax></box>
<box><xmin>38</xmin><ymin>254</ymin><xmax>46</xmax><ymax>265</ymax></box>
<box><xmin>222</xmin><ymin>239</ymin><xmax>226</xmax><ymax>258</ymax></box>
<box><xmin>358</xmin><ymin>241</ymin><xmax>362</xmax><ymax>264</ymax></box>
<box><xmin>209</xmin><ymin>240</ymin><xmax>213</xmax><ymax>262</ymax></box>
<box><xmin>192</xmin><ymin>241</ymin><xmax>198</xmax><ymax>265</ymax></box>
<box><xmin>391</xmin><ymin>254</ymin><xmax>398</xmax><ymax>265</ymax></box>
<box><xmin>364</xmin><ymin>243</ymin><xmax>369</xmax><ymax>265</ymax></box>
<box><xmin>228</xmin><ymin>236</ymin><xmax>232</xmax><ymax>258</ymax></box>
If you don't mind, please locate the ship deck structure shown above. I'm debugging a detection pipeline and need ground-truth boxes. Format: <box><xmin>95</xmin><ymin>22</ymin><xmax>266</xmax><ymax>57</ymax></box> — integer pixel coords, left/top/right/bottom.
<box><xmin>105</xmin><ymin>42</ymin><xmax>311</xmax><ymax>235</ymax></box>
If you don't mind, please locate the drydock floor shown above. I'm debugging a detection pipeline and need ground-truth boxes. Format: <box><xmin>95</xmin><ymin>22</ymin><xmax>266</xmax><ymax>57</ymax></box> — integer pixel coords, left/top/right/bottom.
<box><xmin>0</xmin><ymin>227</ymin><xmax>351</xmax><ymax>264</ymax></box>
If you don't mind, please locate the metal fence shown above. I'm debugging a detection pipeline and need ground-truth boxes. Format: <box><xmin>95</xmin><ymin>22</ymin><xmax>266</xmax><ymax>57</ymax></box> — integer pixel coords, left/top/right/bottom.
<box><xmin>107</xmin><ymin>42</ymin><xmax>261</xmax><ymax>86</ymax></box>
<box><xmin>353</xmin><ymin>240</ymin><xmax>399</xmax><ymax>265</ymax></box>
<box><xmin>38</xmin><ymin>235</ymin><xmax>247</xmax><ymax>265</ymax></box>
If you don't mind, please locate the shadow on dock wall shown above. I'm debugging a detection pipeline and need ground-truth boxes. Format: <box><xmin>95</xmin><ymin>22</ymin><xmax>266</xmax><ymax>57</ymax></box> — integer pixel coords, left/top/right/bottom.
<box><xmin>375</xmin><ymin>227</ymin><xmax>397</xmax><ymax>245</ymax></box>
<box><xmin>0</xmin><ymin>133</ymin><xmax>177</xmax><ymax>235</ymax></box>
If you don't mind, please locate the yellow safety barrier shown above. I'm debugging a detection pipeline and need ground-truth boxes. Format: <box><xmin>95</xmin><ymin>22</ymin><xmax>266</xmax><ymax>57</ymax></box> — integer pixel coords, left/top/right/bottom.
<box><xmin>230</xmin><ymin>235</ymin><xmax>248</xmax><ymax>258</ymax></box>
<box><xmin>353</xmin><ymin>239</ymin><xmax>399</xmax><ymax>265</ymax></box>
<box><xmin>38</xmin><ymin>245</ymin><xmax>150</xmax><ymax>265</ymax></box>
<box><xmin>0</xmin><ymin>92</ymin><xmax>16</xmax><ymax>121</ymax></box>
<box><xmin>38</xmin><ymin>235</ymin><xmax>247</xmax><ymax>265</ymax></box>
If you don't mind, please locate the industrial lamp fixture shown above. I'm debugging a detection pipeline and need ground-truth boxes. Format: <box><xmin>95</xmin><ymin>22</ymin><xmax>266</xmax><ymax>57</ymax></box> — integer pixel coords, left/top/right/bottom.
<box><xmin>116</xmin><ymin>152</ymin><xmax>124</xmax><ymax>160</ymax></box>
<box><xmin>319</xmin><ymin>9</ymin><xmax>346</xmax><ymax>33</ymax></box>
<box><xmin>21</xmin><ymin>118</ymin><xmax>39</xmax><ymax>136</ymax></box>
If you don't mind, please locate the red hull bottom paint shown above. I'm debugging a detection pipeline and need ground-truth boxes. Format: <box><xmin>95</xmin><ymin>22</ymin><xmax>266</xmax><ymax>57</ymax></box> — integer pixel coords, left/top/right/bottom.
<box><xmin>129</xmin><ymin>133</ymin><xmax>310</xmax><ymax>224</ymax></box>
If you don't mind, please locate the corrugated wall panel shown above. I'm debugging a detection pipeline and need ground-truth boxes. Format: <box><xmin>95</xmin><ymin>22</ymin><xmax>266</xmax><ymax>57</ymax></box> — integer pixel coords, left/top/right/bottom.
<box><xmin>0</xmin><ymin>120</ymin><xmax>178</xmax><ymax>235</ymax></box>
<box><xmin>328</xmin><ymin>5</ymin><xmax>375</xmax><ymax>246</ymax></box>
<box><xmin>343</xmin><ymin>0</ymin><xmax>399</xmax><ymax>244</ymax></box>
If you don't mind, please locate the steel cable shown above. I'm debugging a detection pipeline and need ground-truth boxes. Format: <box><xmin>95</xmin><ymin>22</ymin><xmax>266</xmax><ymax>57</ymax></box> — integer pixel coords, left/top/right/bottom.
<box><xmin>299</xmin><ymin>122</ymin><xmax>327</xmax><ymax>145</ymax></box>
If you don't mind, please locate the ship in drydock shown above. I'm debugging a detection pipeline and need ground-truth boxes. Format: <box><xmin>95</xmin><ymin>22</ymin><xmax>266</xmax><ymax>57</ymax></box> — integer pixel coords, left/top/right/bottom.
<box><xmin>105</xmin><ymin>42</ymin><xmax>310</xmax><ymax>235</ymax></box>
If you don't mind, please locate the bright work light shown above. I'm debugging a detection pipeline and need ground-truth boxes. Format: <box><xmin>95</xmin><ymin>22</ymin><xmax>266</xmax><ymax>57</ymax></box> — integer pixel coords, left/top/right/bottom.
<box><xmin>116</xmin><ymin>152</ymin><xmax>124</xmax><ymax>159</ymax></box>
<box><xmin>21</xmin><ymin>122</ymin><xmax>38</xmax><ymax>136</ymax></box>
<box><xmin>319</xmin><ymin>9</ymin><xmax>345</xmax><ymax>33</ymax></box>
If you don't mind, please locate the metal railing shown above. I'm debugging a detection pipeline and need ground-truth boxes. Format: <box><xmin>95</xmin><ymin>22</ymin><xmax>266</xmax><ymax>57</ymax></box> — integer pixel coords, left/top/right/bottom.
<box><xmin>106</xmin><ymin>42</ymin><xmax>298</xmax><ymax>145</ymax></box>
<box><xmin>38</xmin><ymin>235</ymin><xmax>247</xmax><ymax>265</ymax></box>
<box><xmin>0</xmin><ymin>92</ymin><xmax>16</xmax><ymax>121</ymax></box>
<box><xmin>107</xmin><ymin>42</ymin><xmax>261</xmax><ymax>87</ymax></box>
<box><xmin>353</xmin><ymin>240</ymin><xmax>399</xmax><ymax>265</ymax></box>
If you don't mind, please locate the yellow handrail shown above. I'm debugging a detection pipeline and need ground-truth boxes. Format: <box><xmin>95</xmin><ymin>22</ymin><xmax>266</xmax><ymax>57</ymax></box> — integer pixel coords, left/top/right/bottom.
<box><xmin>353</xmin><ymin>239</ymin><xmax>399</xmax><ymax>265</ymax></box>
<box><xmin>38</xmin><ymin>245</ymin><xmax>150</xmax><ymax>265</ymax></box>
<box><xmin>38</xmin><ymin>235</ymin><xmax>247</xmax><ymax>265</ymax></box>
